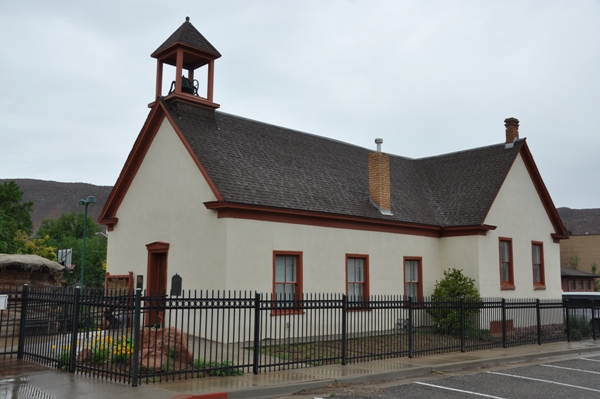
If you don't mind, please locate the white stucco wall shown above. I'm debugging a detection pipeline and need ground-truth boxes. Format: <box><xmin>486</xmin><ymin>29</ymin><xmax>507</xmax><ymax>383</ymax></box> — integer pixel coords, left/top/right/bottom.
<box><xmin>439</xmin><ymin>235</ymin><xmax>481</xmax><ymax>289</ymax></box>
<box><xmin>106</xmin><ymin>118</ymin><xmax>226</xmax><ymax>292</ymax></box>
<box><xmin>481</xmin><ymin>153</ymin><xmax>562</xmax><ymax>298</ymax></box>
<box><xmin>222</xmin><ymin>218</ymin><xmax>442</xmax><ymax>296</ymax></box>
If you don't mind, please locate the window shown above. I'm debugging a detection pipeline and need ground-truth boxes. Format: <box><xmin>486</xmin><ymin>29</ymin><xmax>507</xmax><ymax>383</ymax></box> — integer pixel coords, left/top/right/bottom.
<box><xmin>578</xmin><ymin>280</ymin><xmax>584</xmax><ymax>290</ymax></box>
<box><xmin>569</xmin><ymin>280</ymin><xmax>575</xmax><ymax>291</ymax></box>
<box><xmin>499</xmin><ymin>238</ymin><xmax>514</xmax><ymax>289</ymax></box>
<box><xmin>532</xmin><ymin>242</ymin><xmax>545</xmax><ymax>287</ymax></box>
<box><xmin>404</xmin><ymin>257</ymin><xmax>422</xmax><ymax>298</ymax></box>
<box><xmin>346</xmin><ymin>255</ymin><xmax>369</xmax><ymax>305</ymax></box>
<box><xmin>586</xmin><ymin>280</ymin><xmax>592</xmax><ymax>291</ymax></box>
<box><xmin>273</xmin><ymin>251</ymin><xmax>302</xmax><ymax>311</ymax></box>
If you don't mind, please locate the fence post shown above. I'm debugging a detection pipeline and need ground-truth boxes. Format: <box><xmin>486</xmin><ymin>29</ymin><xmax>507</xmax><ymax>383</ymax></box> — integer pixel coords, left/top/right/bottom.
<box><xmin>460</xmin><ymin>297</ymin><xmax>465</xmax><ymax>353</ymax></box>
<box><xmin>536</xmin><ymin>299</ymin><xmax>541</xmax><ymax>345</ymax></box>
<box><xmin>253</xmin><ymin>292</ymin><xmax>261</xmax><ymax>375</ymax></box>
<box><xmin>131</xmin><ymin>288</ymin><xmax>142</xmax><ymax>387</ymax></box>
<box><xmin>341</xmin><ymin>294</ymin><xmax>347</xmax><ymax>365</ymax></box>
<box><xmin>565</xmin><ymin>299</ymin><xmax>570</xmax><ymax>343</ymax></box>
<box><xmin>17</xmin><ymin>284</ymin><xmax>29</xmax><ymax>359</ymax></box>
<box><xmin>591</xmin><ymin>299</ymin><xmax>596</xmax><ymax>341</ymax></box>
<box><xmin>408</xmin><ymin>296</ymin><xmax>413</xmax><ymax>358</ymax></box>
<box><xmin>68</xmin><ymin>286</ymin><xmax>81</xmax><ymax>373</ymax></box>
<box><xmin>501</xmin><ymin>298</ymin><xmax>507</xmax><ymax>349</ymax></box>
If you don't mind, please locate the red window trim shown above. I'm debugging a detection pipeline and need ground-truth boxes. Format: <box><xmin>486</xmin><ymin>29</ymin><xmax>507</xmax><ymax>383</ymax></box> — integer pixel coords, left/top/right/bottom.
<box><xmin>403</xmin><ymin>256</ymin><xmax>423</xmax><ymax>298</ymax></box>
<box><xmin>531</xmin><ymin>241</ymin><xmax>545</xmax><ymax>288</ymax></box>
<box><xmin>272</xmin><ymin>251</ymin><xmax>303</xmax><ymax>316</ymax></box>
<box><xmin>346</xmin><ymin>254</ymin><xmax>370</xmax><ymax>310</ymax></box>
<box><xmin>499</xmin><ymin>237</ymin><xmax>515</xmax><ymax>290</ymax></box>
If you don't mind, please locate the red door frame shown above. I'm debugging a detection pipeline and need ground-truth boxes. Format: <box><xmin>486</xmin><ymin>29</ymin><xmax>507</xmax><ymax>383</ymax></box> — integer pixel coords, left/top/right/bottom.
<box><xmin>146</xmin><ymin>241</ymin><xmax>169</xmax><ymax>326</ymax></box>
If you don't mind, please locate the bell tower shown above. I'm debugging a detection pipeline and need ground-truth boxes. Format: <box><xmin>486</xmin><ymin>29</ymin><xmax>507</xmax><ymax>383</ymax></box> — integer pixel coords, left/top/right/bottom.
<box><xmin>151</xmin><ymin>17</ymin><xmax>221</xmax><ymax>109</ymax></box>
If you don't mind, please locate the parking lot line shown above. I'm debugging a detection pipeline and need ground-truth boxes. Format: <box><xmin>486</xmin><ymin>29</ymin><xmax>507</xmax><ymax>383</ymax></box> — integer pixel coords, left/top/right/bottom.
<box><xmin>582</xmin><ymin>358</ymin><xmax>600</xmax><ymax>363</ymax></box>
<box><xmin>541</xmin><ymin>364</ymin><xmax>600</xmax><ymax>375</ymax></box>
<box><xmin>414</xmin><ymin>382</ymin><xmax>507</xmax><ymax>398</ymax></box>
<box><xmin>488</xmin><ymin>371</ymin><xmax>600</xmax><ymax>393</ymax></box>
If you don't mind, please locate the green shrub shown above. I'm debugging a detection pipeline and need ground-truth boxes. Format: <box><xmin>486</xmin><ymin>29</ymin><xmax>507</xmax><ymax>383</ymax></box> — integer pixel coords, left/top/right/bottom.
<box><xmin>161</xmin><ymin>358</ymin><xmax>175</xmax><ymax>373</ymax></box>
<box><xmin>138</xmin><ymin>365</ymin><xmax>154</xmax><ymax>375</ymax></box>
<box><xmin>112</xmin><ymin>337</ymin><xmax>133</xmax><ymax>363</ymax></box>
<box><xmin>427</xmin><ymin>268</ymin><xmax>482</xmax><ymax>337</ymax></box>
<box><xmin>569</xmin><ymin>315</ymin><xmax>592</xmax><ymax>340</ymax></box>
<box><xmin>57</xmin><ymin>348</ymin><xmax>71</xmax><ymax>370</ymax></box>
<box><xmin>193</xmin><ymin>359</ymin><xmax>243</xmax><ymax>376</ymax></box>
<box><xmin>89</xmin><ymin>335</ymin><xmax>112</xmax><ymax>364</ymax></box>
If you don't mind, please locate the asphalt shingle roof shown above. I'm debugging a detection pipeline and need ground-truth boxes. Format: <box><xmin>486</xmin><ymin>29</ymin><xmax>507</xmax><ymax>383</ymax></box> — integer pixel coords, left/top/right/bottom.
<box><xmin>166</xmin><ymin>100</ymin><xmax>523</xmax><ymax>228</ymax></box>
<box><xmin>561</xmin><ymin>267</ymin><xmax>598</xmax><ymax>278</ymax></box>
<box><xmin>153</xmin><ymin>18</ymin><xmax>220</xmax><ymax>57</ymax></box>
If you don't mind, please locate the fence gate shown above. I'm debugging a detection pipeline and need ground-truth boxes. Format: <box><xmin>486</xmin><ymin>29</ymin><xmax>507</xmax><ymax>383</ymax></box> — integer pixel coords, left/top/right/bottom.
<box><xmin>0</xmin><ymin>285</ymin><xmax>22</xmax><ymax>359</ymax></box>
<box><xmin>19</xmin><ymin>286</ymin><xmax>80</xmax><ymax>368</ymax></box>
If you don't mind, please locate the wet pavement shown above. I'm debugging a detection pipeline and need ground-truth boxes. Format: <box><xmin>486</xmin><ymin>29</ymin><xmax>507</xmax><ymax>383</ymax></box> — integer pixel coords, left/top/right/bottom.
<box><xmin>2</xmin><ymin>340</ymin><xmax>600</xmax><ymax>399</ymax></box>
<box><xmin>0</xmin><ymin>359</ymin><xmax>177</xmax><ymax>399</ymax></box>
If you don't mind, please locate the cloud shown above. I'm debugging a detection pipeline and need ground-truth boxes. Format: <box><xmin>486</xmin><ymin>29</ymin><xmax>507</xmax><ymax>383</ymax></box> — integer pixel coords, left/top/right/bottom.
<box><xmin>0</xmin><ymin>0</ymin><xmax>599</xmax><ymax>208</ymax></box>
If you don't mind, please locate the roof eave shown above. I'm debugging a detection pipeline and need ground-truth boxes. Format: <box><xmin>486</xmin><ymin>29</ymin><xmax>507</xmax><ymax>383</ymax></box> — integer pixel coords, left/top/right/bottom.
<box><xmin>204</xmin><ymin>201</ymin><xmax>497</xmax><ymax>238</ymax></box>
<box><xmin>98</xmin><ymin>99</ymin><xmax>224</xmax><ymax>231</ymax></box>
<box><xmin>519</xmin><ymin>141</ymin><xmax>570</xmax><ymax>240</ymax></box>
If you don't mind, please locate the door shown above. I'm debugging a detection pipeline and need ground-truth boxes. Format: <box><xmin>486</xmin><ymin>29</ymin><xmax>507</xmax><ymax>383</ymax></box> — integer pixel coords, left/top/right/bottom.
<box><xmin>146</xmin><ymin>242</ymin><xmax>169</xmax><ymax>326</ymax></box>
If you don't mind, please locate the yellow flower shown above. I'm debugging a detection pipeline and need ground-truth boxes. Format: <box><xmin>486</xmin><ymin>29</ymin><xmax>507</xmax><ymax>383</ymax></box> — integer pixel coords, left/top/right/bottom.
<box><xmin>52</xmin><ymin>345</ymin><xmax>56</xmax><ymax>350</ymax></box>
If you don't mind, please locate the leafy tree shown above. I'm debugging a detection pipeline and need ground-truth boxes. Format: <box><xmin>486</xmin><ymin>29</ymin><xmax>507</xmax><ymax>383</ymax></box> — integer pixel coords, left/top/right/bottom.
<box><xmin>427</xmin><ymin>268</ymin><xmax>482</xmax><ymax>337</ymax></box>
<box><xmin>0</xmin><ymin>181</ymin><xmax>34</xmax><ymax>253</ymax></box>
<box><xmin>36</xmin><ymin>212</ymin><xmax>106</xmax><ymax>287</ymax></box>
<box><xmin>36</xmin><ymin>211</ymin><xmax>102</xmax><ymax>241</ymax></box>
<box><xmin>568</xmin><ymin>255</ymin><xmax>580</xmax><ymax>270</ymax></box>
<box><xmin>565</xmin><ymin>226</ymin><xmax>573</xmax><ymax>236</ymax></box>
<box><xmin>13</xmin><ymin>230</ymin><xmax>57</xmax><ymax>260</ymax></box>
<box><xmin>592</xmin><ymin>262</ymin><xmax>600</xmax><ymax>292</ymax></box>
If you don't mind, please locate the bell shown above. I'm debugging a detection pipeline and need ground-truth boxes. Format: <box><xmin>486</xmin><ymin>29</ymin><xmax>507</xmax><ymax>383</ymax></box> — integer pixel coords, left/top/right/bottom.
<box><xmin>168</xmin><ymin>76</ymin><xmax>198</xmax><ymax>95</ymax></box>
<box><xmin>180</xmin><ymin>76</ymin><xmax>195</xmax><ymax>95</ymax></box>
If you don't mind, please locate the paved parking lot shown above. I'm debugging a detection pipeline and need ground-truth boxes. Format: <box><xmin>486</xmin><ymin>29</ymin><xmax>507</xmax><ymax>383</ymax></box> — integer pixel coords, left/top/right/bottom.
<box><xmin>340</xmin><ymin>354</ymin><xmax>600</xmax><ymax>398</ymax></box>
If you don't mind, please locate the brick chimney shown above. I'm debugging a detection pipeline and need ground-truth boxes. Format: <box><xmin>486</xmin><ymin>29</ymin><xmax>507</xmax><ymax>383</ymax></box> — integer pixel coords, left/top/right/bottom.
<box><xmin>368</xmin><ymin>138</ymin><xmax>392</xmax><ymax>215</ymax></box>
<box><xmin>504</xmin><ymin>117</ymin><xmax>519</xmax><ymax>144</ymax></box>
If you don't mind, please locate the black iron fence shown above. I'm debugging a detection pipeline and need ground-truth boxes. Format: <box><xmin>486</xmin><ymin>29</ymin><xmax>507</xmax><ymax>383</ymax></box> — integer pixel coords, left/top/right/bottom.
<box><xmin>1</xmin><ymin>285</ymin><xmax>599</xmax><ymax>386</ymax></box>
<box><xmin>0</xmin><ymin>285</ymin><xmax>22</xmax><ymax>359</ymax></box>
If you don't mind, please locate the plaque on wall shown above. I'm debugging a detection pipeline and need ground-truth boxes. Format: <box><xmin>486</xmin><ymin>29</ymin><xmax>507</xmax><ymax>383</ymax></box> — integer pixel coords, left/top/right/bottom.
<box><xmin>171</xmin><ymin>273</ymin><xmax>182</xmax><ymax>296</ymax></box>
<box><xmin>105</xmin><ymin>271</ymin><xmax>133</xmax><ymax>295</ymax></box>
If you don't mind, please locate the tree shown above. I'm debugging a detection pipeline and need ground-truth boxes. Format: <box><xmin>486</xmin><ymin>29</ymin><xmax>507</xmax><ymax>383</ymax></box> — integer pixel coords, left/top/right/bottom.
<box><xmin>0</xmin><ymin>181</ymin><xmax>33</xmax><ymax>253</ymax></box>
<box><xmin>36</xmin><ymin>212</ymin><xmax>106</xmax><ymax>287</ymax></box>
<box><xmin>13</xmin><ymin>230</ymin><xmax>57</xmax><ymax>260</ymax></box>
<box><xmin>36</xmin><ymin>211</ymin><xmax>101</xmax><ymax>241</ymax></box>
<box><xmin>568</xmin><ymin>255</ymin><xmax>580</xmax><ymax>270</ymax></box>
<box><xmin>427</xmin><ymin>268</ymin><xmax>482</xmax><ymax>337</ymax></box>
<box><xmin>592</xmin><ymin>262</ymin><xmax>600</xmax><ymax>292</ymax></box>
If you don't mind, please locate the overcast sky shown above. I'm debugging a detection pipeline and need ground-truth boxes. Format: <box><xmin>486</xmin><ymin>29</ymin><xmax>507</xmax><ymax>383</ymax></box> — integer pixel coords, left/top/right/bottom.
<box><xmin>1</xmin><ymin>1</ymin><xmax>599</xmax><ymax>209</ymax></box>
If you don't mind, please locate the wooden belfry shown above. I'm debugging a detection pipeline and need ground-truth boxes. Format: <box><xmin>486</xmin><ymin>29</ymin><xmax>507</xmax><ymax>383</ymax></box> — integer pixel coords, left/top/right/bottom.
<box><xmin>151</xmin><ymin>16</ymin><xmax>221</xmax><ymax>109</ymax></box>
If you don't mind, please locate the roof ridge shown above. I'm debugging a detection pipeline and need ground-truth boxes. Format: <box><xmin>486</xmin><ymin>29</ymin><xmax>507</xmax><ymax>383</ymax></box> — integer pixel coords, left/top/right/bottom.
<box><xmin>214</xmin><ymin>110</ymin><xmax>377</xmax><ymax>154</ymax></box>
<box><xmin>415</xmin><ymin>139</ymin><xmax>525</xmax><ymax>162</ymax></box>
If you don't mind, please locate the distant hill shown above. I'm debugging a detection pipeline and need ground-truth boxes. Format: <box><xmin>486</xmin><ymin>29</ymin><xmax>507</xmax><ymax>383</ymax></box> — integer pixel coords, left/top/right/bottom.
<box><xmin>1</xmin><ymin>179</ymin><xmax>113</xmax><ymax>233</ymax></box>
<box><xmin>557</xmin><ymin>207</ymin><xmax>600</xmax><ymax>236</ymax></box>
<box><xmin>2</xmin><ymin>179</ymin><xmax>599</xmax><ymax>237</ymax></box>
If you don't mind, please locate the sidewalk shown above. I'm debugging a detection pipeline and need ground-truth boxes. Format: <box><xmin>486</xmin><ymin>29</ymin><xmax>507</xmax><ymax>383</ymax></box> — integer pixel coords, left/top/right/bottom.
<box><xmin>2</xmin><ymin>340</ymin><xmax>600</xmax><ymax>399</ymax></box>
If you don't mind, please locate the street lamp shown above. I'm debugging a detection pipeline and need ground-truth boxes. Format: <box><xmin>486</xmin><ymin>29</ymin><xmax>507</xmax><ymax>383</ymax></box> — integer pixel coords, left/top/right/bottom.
<box><xmin>78</xmin><ymin>196</ymin><xmax>96</xmax><ymax>286</ymax></box>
